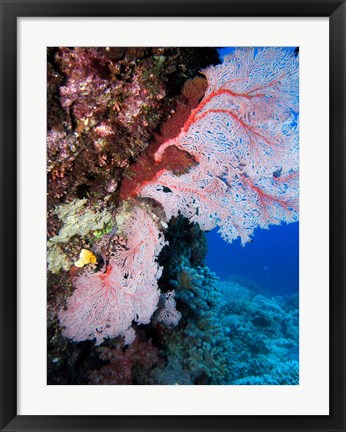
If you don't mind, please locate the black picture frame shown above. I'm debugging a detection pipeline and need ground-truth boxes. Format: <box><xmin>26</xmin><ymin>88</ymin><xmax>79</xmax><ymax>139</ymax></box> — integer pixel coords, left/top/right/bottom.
<box><xmin>1</xmin><ymin>0</ymin><xmax>345</xmax><ymax>431</ymax></box>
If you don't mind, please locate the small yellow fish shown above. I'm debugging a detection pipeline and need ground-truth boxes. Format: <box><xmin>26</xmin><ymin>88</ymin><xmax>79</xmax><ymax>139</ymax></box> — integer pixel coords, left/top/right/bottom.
<box><xmin>74</xmin><ymin>249</ymin><xmax>97</xmax><ymax>268</ymax></box>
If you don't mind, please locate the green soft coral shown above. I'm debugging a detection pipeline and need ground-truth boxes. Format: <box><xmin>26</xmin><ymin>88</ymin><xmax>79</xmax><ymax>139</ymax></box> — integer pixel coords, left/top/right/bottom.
<box><xmin>93</xmin><ymin>222</ymin><xmax>113</xmax><ymax>239</ymax></box>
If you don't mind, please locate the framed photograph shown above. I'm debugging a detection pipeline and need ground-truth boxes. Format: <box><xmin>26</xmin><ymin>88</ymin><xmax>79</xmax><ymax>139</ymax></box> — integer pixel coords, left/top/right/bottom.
<box><xmin>1</xmin><ymin>1</ymin><xmax>345</xmax><ymax>431</ymax></box>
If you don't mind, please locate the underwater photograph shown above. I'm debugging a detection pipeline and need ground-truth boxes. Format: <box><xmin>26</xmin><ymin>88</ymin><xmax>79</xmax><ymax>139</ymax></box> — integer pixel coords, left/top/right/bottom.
<box><xmin>47</xmin><ymin>46</ymin><xmax>299</xmax><ymax>385</ymax></box>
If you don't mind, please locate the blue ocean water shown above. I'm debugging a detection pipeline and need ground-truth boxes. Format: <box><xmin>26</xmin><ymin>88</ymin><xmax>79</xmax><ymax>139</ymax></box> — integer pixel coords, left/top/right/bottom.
<box><xmin>206</xmin><ymin>222</ymin><xmax>299</xmax><ymax>296</ymax></box>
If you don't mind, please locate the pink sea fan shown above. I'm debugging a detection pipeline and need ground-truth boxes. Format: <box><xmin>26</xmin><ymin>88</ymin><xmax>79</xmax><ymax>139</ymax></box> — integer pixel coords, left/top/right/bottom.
<box><xmin>113</xmin><ymin>206</ymin><xmax>167</xmax><ymax>274</ymax></box>
<box><xmin>139</xmin><ymin>48</ymin><xmax>299</xmax><ymax>245</ymax></box>
<box><xmin>155</xmin><ymin>48</ymin><xmax>299</xmax><ymax>178</ymax></box>
<box><xmin>58</xmin><ymin>207</ymin><xmax>165</xmax><ymax>345</ymax></box>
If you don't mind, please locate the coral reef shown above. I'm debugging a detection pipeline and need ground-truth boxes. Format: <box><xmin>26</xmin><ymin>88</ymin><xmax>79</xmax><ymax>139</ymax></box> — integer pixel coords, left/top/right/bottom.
<box><xmin>217</xmin><ymin>280</ymin><xmax>299</xmax><ymax>384</ymax></box>
<box><xmin>47</xmin><ymin>47</ymin><xmax>219</xmax><ymax>208</ymax></box>
<box><xmin>158</xmin><ymin>261</ymin><xmax>232</xmax><ymax>384</ymax></box>
<box><xmin>47</xmin><ymin>47</ymin><xmax>220</xmax><ymax>384</ymax></box>
<box><xmin>145</xmin><ymin>222</ymin><xmax>298</xmax><ymax>385</ymax></box>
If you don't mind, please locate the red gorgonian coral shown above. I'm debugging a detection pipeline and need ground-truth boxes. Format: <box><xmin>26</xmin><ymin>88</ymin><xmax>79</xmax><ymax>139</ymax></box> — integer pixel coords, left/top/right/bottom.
<box><xmin>138</xmin><ymin>48</ymin><xmax>299</xmax><ymax>244</ymax></box>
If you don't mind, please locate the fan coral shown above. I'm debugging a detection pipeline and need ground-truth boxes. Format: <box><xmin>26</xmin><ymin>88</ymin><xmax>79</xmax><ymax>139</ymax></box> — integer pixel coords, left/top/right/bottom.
<box><xmin>233</xmin><ymin>360</ymin><xmax>299</xmax><ymax>385</ymax></box>
<box><xmin>156</xmin><ymin>260</ymin><xmax>232</xmax><ymax>384</ymax></box>
<box><xmin>58</xmin><ymin>206</ymin><xmax>166</xmax><ymax>345</ymax></box>
<box><xmin>138</xmin><ymin>48</ymin><xmax>299</xmax><ymax>244</ymax></box>
<box><xmin>154</xmin><ymin>291</ymin><xmax>182</xmax><ymax>327</ymax></box>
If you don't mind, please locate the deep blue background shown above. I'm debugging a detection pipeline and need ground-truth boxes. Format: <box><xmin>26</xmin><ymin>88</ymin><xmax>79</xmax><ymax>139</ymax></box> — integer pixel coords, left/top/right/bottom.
<box><xmin>206</xmin><ymin>222</ymin><xmax>299</xmax><ymax>296</ymax></box>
